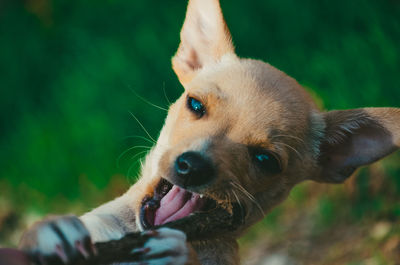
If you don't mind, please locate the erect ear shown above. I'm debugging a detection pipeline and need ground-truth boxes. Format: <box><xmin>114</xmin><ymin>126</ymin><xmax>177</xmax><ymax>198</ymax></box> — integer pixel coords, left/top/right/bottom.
<box><xmin>313</xmin><ymin>108</ymin><xmax>400</xmax><ymax>183</ymax></box>
<box><xmin>172</xmin><ymin>0</ymin><xmax>235</xmax><ymax>85</ymax></box>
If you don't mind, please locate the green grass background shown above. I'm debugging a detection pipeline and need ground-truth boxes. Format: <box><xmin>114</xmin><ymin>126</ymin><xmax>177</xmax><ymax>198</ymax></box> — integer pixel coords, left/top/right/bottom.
<box><xmin>0</xmin><ymin>0</ymin><xmax>399</xmax><ymax>263</ymax></box>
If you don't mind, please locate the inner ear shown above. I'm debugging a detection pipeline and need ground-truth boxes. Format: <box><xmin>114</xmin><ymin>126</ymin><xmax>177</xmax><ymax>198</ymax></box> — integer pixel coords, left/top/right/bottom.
<box><xmin>316</xmin><ymin>109</ymin><xmax>397</xmax><ymax>183</ymax></box>
<box><xmin>172</xmin><ymin>0</ymin><xmax>235</xmax><ymax>85</ymax></box>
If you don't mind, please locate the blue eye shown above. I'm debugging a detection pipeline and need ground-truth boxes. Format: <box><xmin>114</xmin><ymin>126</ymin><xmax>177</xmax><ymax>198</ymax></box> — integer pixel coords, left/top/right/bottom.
<box><xmin>187</xmin><ymin>97</ymin><xmax>206</xmax><ymax>117</ymax></box>
<box><xmin>252</xmin><ymin>149</ymin><xmax>282</xmax><ymax>175</ymax></box>
<box><xmin>255</xmin><ymin>154</ymin><xmax>271</xmax><ymax>162</ymax></box>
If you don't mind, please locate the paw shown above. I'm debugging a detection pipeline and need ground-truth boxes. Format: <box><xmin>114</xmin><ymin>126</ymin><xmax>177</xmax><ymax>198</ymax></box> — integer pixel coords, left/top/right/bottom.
<box><xmin>19</xmin><ymin>215</ymin><xmax>96</xmax><ymax>265</ymax></box>
<box><xmin>133</xmin><ymin>228</ymin><xmax>188</xmax><ymax>265</ymax></box>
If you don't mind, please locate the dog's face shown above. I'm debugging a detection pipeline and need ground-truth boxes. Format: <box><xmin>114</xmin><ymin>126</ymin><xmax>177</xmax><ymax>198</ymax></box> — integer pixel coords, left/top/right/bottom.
<box><xmin>148</xmin><ymin>57</ymin><xmax>321</xmax><ymax>229</ymax></box>
<box><xmin>136</xmin><ymin>0</ymin><xmax>400</xmax><ymax>238</ymax></box>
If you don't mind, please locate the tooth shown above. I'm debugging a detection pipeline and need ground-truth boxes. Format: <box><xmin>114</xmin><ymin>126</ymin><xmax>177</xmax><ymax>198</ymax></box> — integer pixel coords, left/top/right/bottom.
<box><xmin>200</xmin><ymin>194</ymin><xmax>204</xmax><ymax>198</ymax></box>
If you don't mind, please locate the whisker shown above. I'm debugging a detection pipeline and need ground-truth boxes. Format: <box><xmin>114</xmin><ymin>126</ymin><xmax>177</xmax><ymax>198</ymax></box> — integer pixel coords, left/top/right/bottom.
<box><xmin>130</xmin><ymin>150</ymin><xmax>150</xmax><ymax>162</ymax></box>
<box><xmin>127</xmin><ymin>154</ymin><xmax>148</xmax><ymax>181</ymax></box>
<box><xmin>129</xmin><ymin>86</ymin><xmax>168</xmax><ymax>112</ymax></box>
<box><xmin>139</xmin><ymin>159</ymin><xmax>145</xmax><ymax>171</ymax></box>
<box><xmin>270</xmin><ymin>134</ymin><xmax>304</xmax><ymax>144</ymax></box>
<box><xmin>122</xmin><ymin>135</ymin><xmax>156</xmax><ymax>145</ymax></box>
<box><xmin>230</xmin><ymin>189</ymin><xmax>245</xmax><ymax>221</ymax></box>
<box><xmin>129</xmin><ymin>112</ymin><xmax>157</xmax><ymax>143</ymax></box>
<box><xmin>127</xmin><ymin>161</ymin><xmax>140</xmax><ymax>182</ymax></box>
<box><xmin>117</xmin><ymin>145</ymin><xmax>152</xmax><ymax>168</ymax></box>
<box><xmin>274</xmin><ymin>141</ymin><xmax>302</xmax><ymax>160</ymax></box>
<box><xmin>162</xmin><ymin>82</ymin><xmax>172</xmax><ymax>106</ymax></box>
<box><xmin>118</xmin><ymin>145</ymin><xmax>151</xmax><ymax>158</ymax></box>
<box><xmin>233</xmin><ymin>182</ymin><xmax>265</xmax><ymax>215</ymax></box>
<box><xmin>230</xmin><ymin>181</ymin><xmax>265</xmax><ymax>217</ymax></box>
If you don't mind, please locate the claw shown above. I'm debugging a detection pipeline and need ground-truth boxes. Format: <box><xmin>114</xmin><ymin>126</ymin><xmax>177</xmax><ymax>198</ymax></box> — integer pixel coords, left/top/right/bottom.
<box><xmin>90</xmin><ymin>242</ymin><xmax>98</xmax><ymax>256</ymax></box>
<box><xmin>75</xmin><ymin>241</ymin><xmax>90</xmax><ymax>259</ymax></box>
<box><xmin>131</xmin><ymin>247</ymin><xmax>151</xmax><ymax>255</ymax></box>
<box><xmin>141</xmin><ymin>230</ymin><xmax>159</xmax><ymax>237</ymax></box>
<box><xmin>54</xmin><ymin>244</ymin><xmax>68</xmax><ymax>264</ymax></box>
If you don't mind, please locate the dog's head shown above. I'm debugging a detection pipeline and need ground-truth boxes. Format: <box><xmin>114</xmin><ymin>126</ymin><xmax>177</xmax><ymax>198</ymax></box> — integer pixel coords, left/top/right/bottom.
<box><xmin>135</xmin><ymin>0</ymin><xmax>400</xmax><ymax>239</ymax></box>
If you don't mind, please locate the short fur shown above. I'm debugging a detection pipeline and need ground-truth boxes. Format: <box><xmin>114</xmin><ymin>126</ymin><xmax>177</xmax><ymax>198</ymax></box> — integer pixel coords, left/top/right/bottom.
<box><xmin>20</xmin><ymin>1</ymin><xmax>400</xmax><ymax>265</ymax></box>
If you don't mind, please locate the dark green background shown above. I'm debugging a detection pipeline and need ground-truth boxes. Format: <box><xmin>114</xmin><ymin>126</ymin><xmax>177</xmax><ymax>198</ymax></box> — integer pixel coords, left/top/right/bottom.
<box><xmin>0</xmin><ymin>0</ymin><xmax>399</xmax><ymax>260</ymax></box>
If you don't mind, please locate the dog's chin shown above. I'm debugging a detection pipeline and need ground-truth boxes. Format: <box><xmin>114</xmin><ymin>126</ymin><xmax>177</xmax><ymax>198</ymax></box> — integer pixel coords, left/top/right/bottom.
<box><xmin>139</xmin><ymin>178</ymin><xmax>245</xmax><ymax>241</ymax></box>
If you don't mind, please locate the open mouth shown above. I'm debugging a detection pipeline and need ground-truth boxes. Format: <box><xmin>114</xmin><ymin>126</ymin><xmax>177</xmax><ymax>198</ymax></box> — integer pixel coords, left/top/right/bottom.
<box><xmin>140</xmin><ymin>178</ymin><xmax>216</xmax><ymax>229</ymax></box>
<box><xmin>140</xmin><ymin>178</ymin><xmax>246</xmax><ymax>240</ymax></box>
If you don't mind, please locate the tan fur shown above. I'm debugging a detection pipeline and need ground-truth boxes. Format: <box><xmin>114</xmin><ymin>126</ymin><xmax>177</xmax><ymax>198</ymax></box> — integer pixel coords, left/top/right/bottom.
<box><xmin>20</xmin><ymin>0</ymin><xmax>400</xmax><ymax>264</ymax></box>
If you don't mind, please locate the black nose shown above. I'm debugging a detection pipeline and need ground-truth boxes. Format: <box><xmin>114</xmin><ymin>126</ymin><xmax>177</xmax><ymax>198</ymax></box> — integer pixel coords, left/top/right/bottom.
<box><xmin>174</xmin><ymin>151</ymin><xmax>215</xmax><ymax>188</ymax></box>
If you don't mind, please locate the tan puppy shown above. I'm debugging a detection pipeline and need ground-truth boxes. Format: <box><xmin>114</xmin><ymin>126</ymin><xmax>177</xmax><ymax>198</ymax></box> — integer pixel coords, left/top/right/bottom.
<box><xmin>19</xmin><ymin>0</ymin><xmax>400</xmax><ymax>264</ymax></box>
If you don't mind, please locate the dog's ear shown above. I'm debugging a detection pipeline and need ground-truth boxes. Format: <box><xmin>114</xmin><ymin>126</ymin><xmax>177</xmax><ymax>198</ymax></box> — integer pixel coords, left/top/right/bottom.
<box><xmin>312</xmin><ymin>108</ymin><xmax>400</xmax><ymax>183</ymax></box>
<box><xmin>172</xmin><ymin>0</ymin><xmax>235</xmax><ymax>84</ymax></box>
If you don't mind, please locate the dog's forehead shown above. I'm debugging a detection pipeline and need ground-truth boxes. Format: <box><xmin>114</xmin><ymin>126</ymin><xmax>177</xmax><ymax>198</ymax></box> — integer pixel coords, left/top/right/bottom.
<box><xmin>187</xmin><ymin>56</ymin><xmax>315</xmax><ymax>144</ymax></box>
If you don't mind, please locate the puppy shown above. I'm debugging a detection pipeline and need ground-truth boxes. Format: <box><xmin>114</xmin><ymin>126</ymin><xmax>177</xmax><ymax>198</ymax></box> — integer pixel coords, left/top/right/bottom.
<box><xmin>19</xmin><ymin>0</ymin><xmax>400</xmax><ymax>264</ymax></box>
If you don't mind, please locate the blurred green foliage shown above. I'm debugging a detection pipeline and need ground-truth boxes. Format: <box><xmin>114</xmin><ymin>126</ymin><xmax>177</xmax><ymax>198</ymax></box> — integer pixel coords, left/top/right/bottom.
<box><xmin>0</xmin><ymin>0</ymin><xmax>400</xmax><ymax>259</ymax></box>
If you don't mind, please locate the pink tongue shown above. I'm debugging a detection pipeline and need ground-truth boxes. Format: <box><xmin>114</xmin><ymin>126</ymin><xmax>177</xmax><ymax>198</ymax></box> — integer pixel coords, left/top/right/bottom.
<box><xmin>154</xmin><ymin>185</ymin><xmax>204</xmax><ymax>226</ymax></box>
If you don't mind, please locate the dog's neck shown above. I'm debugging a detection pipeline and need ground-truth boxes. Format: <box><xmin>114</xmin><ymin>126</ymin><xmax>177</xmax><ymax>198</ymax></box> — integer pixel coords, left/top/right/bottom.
<box><xmin>191</xmin><ymin>237</ymin><xmax>240</xmax><ymax>265</ymax></box>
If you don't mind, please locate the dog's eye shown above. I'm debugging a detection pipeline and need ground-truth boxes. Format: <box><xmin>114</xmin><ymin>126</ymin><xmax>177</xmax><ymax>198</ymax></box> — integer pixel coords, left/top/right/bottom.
<box><xmin>253</xmin><ymin>151</ymin><xmax>282</xmax><ymax>175</ymax></box>
<box><xmin>187</xmin><ymin>97</ymin><xmax>206</xmax><ymax>118</ymax></box>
